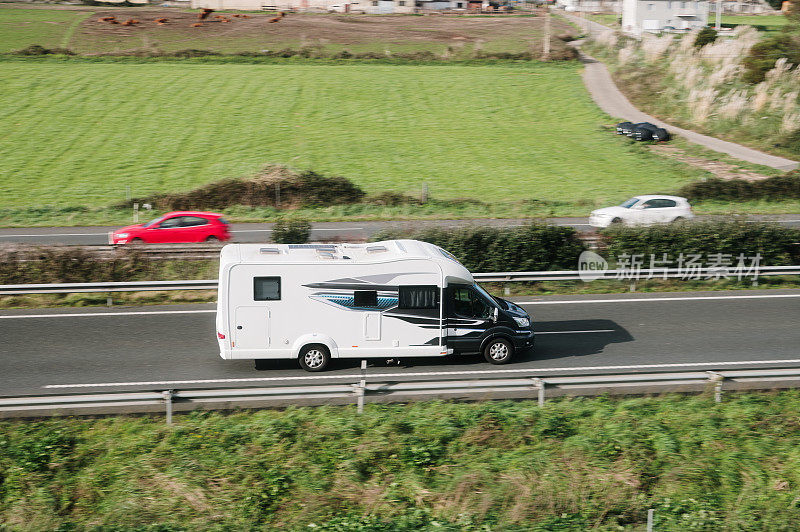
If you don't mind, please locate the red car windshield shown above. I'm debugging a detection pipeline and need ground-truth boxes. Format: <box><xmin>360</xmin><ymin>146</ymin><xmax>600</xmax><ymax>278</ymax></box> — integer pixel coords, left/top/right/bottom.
<box><xmin>142</xmin><ymin>216</ymin><xmax>164</xmax><ymax>228</ymax></box>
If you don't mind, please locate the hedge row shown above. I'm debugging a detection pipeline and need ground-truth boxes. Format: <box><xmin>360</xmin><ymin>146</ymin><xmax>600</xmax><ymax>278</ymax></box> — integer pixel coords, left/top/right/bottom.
<box><xmin>132</xmin><ymin>165</ymin><xmax>365</xmax><ymax>211</ymax></box>
<box><xmin>371</xmin><ymin>224</ymin><xmax>587</xmax><ymax>272</ymax></box>
<box><xmin>602</xmin><ymin>221</ymin><xmax>800</xmax><ymax>266</ymax></box>
<box><xmin>677</xmin><ymin>172</ymin><xmax>800</xmax><ymax>202</ymax></box>
<box><xmin>9</xmin><ymin>45</ymin><xmax>577</xmax><ymax>63</ymax></box>
<box><xmin>372</xmin><ymin>221</ymin><xmax>800</xmax><ymax>272</ymax></box>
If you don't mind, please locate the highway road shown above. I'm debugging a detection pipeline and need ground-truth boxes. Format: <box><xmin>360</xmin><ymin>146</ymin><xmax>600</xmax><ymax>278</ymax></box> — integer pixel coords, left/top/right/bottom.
<box><xmin>1</xmin><ymin>289</ymin><xmax>799</xmax><ymax>398</ymax></box>
<box><xmin>1</xmin><ymin>215</ymin><xmax>800</xmax><ymax>246</ymax></box>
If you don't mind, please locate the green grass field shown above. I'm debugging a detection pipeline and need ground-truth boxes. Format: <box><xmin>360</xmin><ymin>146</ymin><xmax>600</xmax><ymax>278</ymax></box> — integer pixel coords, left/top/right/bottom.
<box><xmin>721</xmin><ymin>14</ymin><xmax>789</xmax><ymax>32</ymax></box>
<box><xmin>0</xmin><ymin>7</ymin><xmax>90</xmax><ymax>52</ymax></box>
<box><xmin>0</xmin><ymin>61</ymin><xmax>707</xmax><ymax>216</ymax></box>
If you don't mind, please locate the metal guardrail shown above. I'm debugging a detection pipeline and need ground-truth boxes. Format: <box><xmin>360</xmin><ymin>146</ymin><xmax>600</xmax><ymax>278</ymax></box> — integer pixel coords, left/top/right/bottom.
<box><xmin>5</xmin><ymin>366</ymin><xmax>800</xmax><ymax>419</ymax></box>
<box><xmin>1</xmin><ymin>266</ymin><xmax>799</xmax><ymax>294</ymax></box>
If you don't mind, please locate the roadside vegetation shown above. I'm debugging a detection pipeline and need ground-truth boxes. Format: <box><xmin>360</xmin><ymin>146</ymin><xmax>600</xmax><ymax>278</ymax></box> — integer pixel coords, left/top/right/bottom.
<box><xmin>1</xmin><ymin>221</ymin><xmax>798</xmax><ymax>309</ymax></box>
<box><xmin>585</xmin><ymin>9</ymin><xmax>800</xmax><ymax>160</ymax></box>
<box><xmin>4</xmin><ymin>391</ymin><xmax>800</xmax><ymax>529</ymax></box>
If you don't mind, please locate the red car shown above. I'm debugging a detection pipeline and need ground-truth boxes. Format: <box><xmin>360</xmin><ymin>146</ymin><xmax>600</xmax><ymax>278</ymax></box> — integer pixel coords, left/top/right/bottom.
<box><xmin>110</xmin><ymin>211</ymin><xmax>231</xmax><ymax>245</ymax></box>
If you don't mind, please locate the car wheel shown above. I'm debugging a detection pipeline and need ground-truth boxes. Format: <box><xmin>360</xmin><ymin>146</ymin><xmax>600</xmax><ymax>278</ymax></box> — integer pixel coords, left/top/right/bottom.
<box><xmin>205</xmin><ymin>236</ymin><xmax>219</xmax><ymax>243</ymax></box>
<box><xmin>298</xmin><ymin>344</ymin><xmax>331</xmax><ymax>372</ymax></box>
<box><xmin>483</xmin><ymin>338</ymin><xmax>514</xmax><ymax>365</ymax></box>
<box><xmin>130</xmin><ymin>238</ymin><xmax>145</xmax><ymax>245</ymax></box>
<box><xmin>672</xmin><ymin>216</ymin><xmax>685</xmax><ymax>224</ymax></box>
<box><xmin>610</xmin><ymin>217</ymin><xmax>623</xmax><ymax>225</ymax></box>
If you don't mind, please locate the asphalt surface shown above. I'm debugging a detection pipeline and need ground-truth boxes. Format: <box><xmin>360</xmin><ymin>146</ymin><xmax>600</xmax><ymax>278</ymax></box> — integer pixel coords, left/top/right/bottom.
<box><xmin>2</xmin><ymin>289</ymin><xmax>799</xmax><ymax>397</ymax></box>
<box><xmin>2</xmin><ymin>215</ymin><xmax>800</xmax><ymax>246</ymax></box>
<box><xmin>564</xmin><ymin>13</ymin><xmax>799</xmax><ymax>171</ymax></box>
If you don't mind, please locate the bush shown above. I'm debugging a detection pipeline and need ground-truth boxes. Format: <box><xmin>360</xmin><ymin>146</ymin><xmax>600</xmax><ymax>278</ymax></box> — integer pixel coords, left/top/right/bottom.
<box><xmin>371</xmin><ymin>223</ymin><xmax>586</xmax><ymax>272</ymax></box>
<box><xmin>272</xmin><ymin>217</ymin><xmax>311</xmax><ymax>244</ymax></box>
<box><xmin>694</xmin><ymin>27</ymin><xmax>718</xmax><ymax>48</ymax></box>
<box><xmin>148</xmin><ymin>165</ymin><xmax>365</xmax><ymax>211</ymax></box>
<box><xmin>602</xmin><ymin>221</ymin><xmax>800</xmax><ymax>266</ymax></box>
<box><xmin>12</xmin><ymin>45</ymin><xmax>75</xmax><ymax>56</ymax></box>
<box><xmin>742</xmin><ymin>34</ymin><xmax>800</xmax><ymax>84</ymax></box>
<box><xmin>677</xmin><ymin>173</ymin><xmax>800</xmax><ymax>201</ymax></box>
<box><xmin>0</xmin><ymin>247</ymin><xmax>150</xmax><ymax>284</ymax></box>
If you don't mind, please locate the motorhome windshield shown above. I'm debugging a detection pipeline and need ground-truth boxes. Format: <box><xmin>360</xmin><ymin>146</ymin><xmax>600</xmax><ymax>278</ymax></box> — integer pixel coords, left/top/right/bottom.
<box><xmin>620</xmin><ymin>198</ymin><xmax>640</xmax><ymax>209</ymax></box>
<box><xmin>473</xmin><ymin>283</ymin><xmax>499</xmax><ymax>307</ymax></box>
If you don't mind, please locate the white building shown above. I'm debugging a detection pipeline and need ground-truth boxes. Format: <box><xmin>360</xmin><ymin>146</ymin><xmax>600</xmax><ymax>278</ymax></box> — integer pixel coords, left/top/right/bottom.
<box><xmin>622</xmin><ymin>0</ymin><xmax>709</xmax><ymax>35</ymax></box>
<box><xmin>190</xmin><ymin>0</ymin><xmax>470</xmax><ymax>12</ymax></box>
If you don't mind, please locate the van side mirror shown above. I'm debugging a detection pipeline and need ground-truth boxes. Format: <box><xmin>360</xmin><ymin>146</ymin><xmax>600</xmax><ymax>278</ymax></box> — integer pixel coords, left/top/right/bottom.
<box><xmin>492</xmin><ymin>307</ymin><xmax>498</xmax><ymax>323</ymax></box>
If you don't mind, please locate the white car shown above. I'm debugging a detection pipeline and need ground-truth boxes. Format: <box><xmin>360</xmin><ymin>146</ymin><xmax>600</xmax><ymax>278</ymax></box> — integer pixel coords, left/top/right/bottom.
<box><xmin>589</xmin><ymin>195</ymin><xmax>694</xmax><ymax>228</ymax></box>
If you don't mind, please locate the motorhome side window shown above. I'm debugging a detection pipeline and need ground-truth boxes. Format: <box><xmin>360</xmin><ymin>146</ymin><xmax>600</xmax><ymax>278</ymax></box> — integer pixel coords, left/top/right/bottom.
<box><xmin>254</xmin><ymin>277</ymin><xmax>281</xmax><ymax>301</ymax></box>
<box><xmin>353</xmin><ymin>290</ymin><xmax>378</xmax><ymax>308</ymax></box>
<box><xmin>398</xmin><ymin>285</ymin><xmax>438</xmax><ymax>309</ymax></box>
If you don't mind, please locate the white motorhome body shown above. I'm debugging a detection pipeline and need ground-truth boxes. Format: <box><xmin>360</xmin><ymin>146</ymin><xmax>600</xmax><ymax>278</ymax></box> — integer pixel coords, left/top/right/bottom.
<box><xmin>216</xmin><ymin>240</ymin><xmax>535</xmax><ymax>370</ymax></box>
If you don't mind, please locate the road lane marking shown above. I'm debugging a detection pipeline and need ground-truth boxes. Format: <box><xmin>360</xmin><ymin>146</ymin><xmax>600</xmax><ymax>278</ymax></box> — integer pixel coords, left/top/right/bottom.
<box><xmin>517</xmin><ymin>293</ymin><xmax>800</xmax><ymax>304</ymax></box>
<box><xmin>536</xmin><ymin>329</ymin><xmax>614</xmax><ymax>334</ymax></box>
<box><xmin>0</xmin><ymin>232</ymin><xmax>110</xmax><ymax>238</ymax></box>
<box><xmin>232</xmin><ymin>227</ymin><xmax>364</xmax><ymax>233</ymax></box>
<box><xmin>0</xmin><ymin>310</ymin><xmax>216</xmax><ymax>319</ymax></box>
<box><xmin>42</xmin><ymin>357</ymin><xmax>800</xmax><ymax>388</ymax></box>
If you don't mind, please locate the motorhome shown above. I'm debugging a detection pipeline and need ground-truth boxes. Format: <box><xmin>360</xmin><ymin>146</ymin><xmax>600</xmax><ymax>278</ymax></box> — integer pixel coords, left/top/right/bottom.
<box><xmin>215</xmin><ymin>240</ymin><xmax>535</xmax><ymax>371</ymax></box>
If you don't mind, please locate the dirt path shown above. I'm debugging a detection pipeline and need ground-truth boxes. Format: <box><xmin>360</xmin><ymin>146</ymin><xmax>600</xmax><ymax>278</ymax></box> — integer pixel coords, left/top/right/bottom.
<box><xmin>649</xmin><ymin>144</ymin><xmax>773</xmax><ymax>181</ymax></box>
<box><xmin>563</xmin><ymin>13</ymin><xmax>799</xmax><ymax>172</ymax></box>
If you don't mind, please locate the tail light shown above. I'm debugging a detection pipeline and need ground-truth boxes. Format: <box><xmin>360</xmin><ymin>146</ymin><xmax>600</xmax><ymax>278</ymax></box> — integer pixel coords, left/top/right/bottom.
<box><xmin>217</xmin><ymin>332</ymin><xmax>225</xmax><ymax>339</ymax></box>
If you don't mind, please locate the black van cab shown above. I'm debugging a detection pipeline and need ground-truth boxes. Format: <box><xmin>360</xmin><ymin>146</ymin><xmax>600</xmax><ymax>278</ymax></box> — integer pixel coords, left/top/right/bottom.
<box><xmin>446</xmin><ymin>283</ymin><xmax>535</xmax><ymax>364</ymax></box>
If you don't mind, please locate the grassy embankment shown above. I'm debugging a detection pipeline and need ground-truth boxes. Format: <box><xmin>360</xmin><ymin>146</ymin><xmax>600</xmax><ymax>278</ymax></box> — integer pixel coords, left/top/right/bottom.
<box><xmin>4</xmin><ymin>392</ymin><xmax>800</xmax><ymax>529</ymax></box>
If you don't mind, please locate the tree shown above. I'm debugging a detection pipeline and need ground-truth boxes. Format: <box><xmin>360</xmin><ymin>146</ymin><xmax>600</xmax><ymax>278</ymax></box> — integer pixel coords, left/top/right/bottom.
<box><xmin>742</xmin><ymin>33</ymin><xmax>800</xmax><ymax>84</ymax></box>
<box><xmin>694</xmin><ymin>27</ymin><xmax>718</xmax><ymax>48</ymax></box>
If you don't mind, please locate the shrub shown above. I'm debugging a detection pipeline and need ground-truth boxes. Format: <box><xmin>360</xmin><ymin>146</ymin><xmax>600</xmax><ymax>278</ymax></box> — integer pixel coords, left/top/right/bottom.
<box><xmin>602</xmin><ymin>221</ymin><xmax>800</xmax><ymax>266</ymax></box>
<box><xmin>371</xmin><ymin>223</ymin><xmax>586</xmax><ymax>272</ymax></box>
<box><xmin>694</xmin><ymin>27</ymin><xmax>718</xmax><ymax>48</ymax></box>
<box><xmin>0</xmin><ymin>247</ymin><xmax>150</xmax><ymax>284</ymax></box>
<box><xmin>149</xmin><ymin>165</ymin><xmax>365</xmax><ymax>211</ymax></box>
<box><xmin>272</xmin><ymin>217</ymin><xmax>311</xmax><ymax>244</ymax></box>
<box><xmin>12</xmin><ymin>45</ymin><xmax>75</xmax><ymax>56</ymax></box>
<box><xmin>742</xmin><ymin>34</ymin><xmax>800</xmax><ymax>84</ymax></box>
<box><xmin>677</xmin><ymin>173</ymin><xmax>800</xmax><ymax>201</ymax></box>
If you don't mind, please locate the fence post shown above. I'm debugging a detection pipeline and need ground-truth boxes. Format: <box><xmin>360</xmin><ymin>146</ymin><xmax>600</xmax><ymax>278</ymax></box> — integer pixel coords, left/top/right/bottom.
<box><xmin>706</xmin><ymin>372</ymin><xmax>723</xmax><ymax>403</ymax></box>
<box><xmin>646</xmin><ymin>508</ymin><xmax>654</xmax><ymax>532</ymax></box>
<box><xmin>532</xmin><ymin>378</ymin><xmax>545</xmax><ymax>407</ymax></box>
<box><xmin>355</xmin><ymin>359</ymin><xmax>366</xmax><ymax>414</ymax></box>
<box><xmin>163</xmin><ymin>390</ymin><xmax>174</xmax><ymax>424</ymax></box>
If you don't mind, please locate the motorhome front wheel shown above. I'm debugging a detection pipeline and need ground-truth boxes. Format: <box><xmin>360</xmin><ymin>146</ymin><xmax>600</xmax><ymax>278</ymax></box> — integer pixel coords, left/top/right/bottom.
<box><xmin>484</xmin><ymin>338</ymin><xmax>513</xmax><ymax>365</ymax></box>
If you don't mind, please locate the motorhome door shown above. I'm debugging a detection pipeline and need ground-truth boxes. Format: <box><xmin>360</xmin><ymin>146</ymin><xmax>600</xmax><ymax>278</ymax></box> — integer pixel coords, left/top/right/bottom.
<box><xmin>233</xmin><ymin>306</ymin><xmax>270</xmax><ymax>350</ymax></box>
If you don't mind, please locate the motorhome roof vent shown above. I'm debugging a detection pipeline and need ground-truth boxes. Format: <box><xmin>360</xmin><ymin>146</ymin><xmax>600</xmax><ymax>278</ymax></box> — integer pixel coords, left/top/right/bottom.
<box><xmin>318</xmin><ymin>252</ymin><xmax>336</xmax><ymax>259</ymax></box>
<box><xmin>289</xmin><ymin>244</ymin><xmax>336</xmax><ymax>252</ymax></box>
<box><xmin>366</xmin><ymin>245</ymin><xmax>388</xmax><ymax>253</ymax></box>
<box><xmin>259</xmin><ymin>247</ymin><xmax>281</xmax><ymax>254</ymax></box>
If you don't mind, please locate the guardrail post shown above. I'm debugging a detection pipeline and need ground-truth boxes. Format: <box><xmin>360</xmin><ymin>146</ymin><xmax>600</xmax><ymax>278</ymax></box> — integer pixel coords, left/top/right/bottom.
<box><xmin>163</xmin><ymin>390</ymin><xmax>174</xmax><ymax>424</ymax></box>
<box><xmin>706</xmin><ymin>372</ymin><xmax>723</xmax><ymax>403</ymax></box>
<box><xmin>355</xmin><ymin>359</ymin><xmax>367</xmax><ymax>414</ymax></box>
<box><xmin>532</xmin><ymin>378</ymin><xmax>545</xmax><ymax>407</ymax></box>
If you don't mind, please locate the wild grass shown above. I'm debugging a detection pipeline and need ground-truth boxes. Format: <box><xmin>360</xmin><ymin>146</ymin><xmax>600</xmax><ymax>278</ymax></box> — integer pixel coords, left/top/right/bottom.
<box><xmin>0</xmin><ymin>62</ymin><xmax>708</xmax><ymax>220</ymax></box>
<box><xmin>587</xmin><ymin>28</ymin><xmax>800</xmax><ymax>160</ymax></box>
<box><xmin>4</xmin><ymin>392</ymin><xmax>800</xmax><ymax>529</ymax></box>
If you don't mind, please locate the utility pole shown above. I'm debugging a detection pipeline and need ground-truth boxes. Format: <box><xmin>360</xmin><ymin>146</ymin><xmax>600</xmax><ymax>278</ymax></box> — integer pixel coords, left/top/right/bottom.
<box><xmin>715</xmin><ymin>0</ymin><xmax>722</xmax><ymax>30</ymax></box>
<box><xmin>543</xmin><ymin>2</ymin><xmax>551</xmax><ymax>59</ymax></box>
